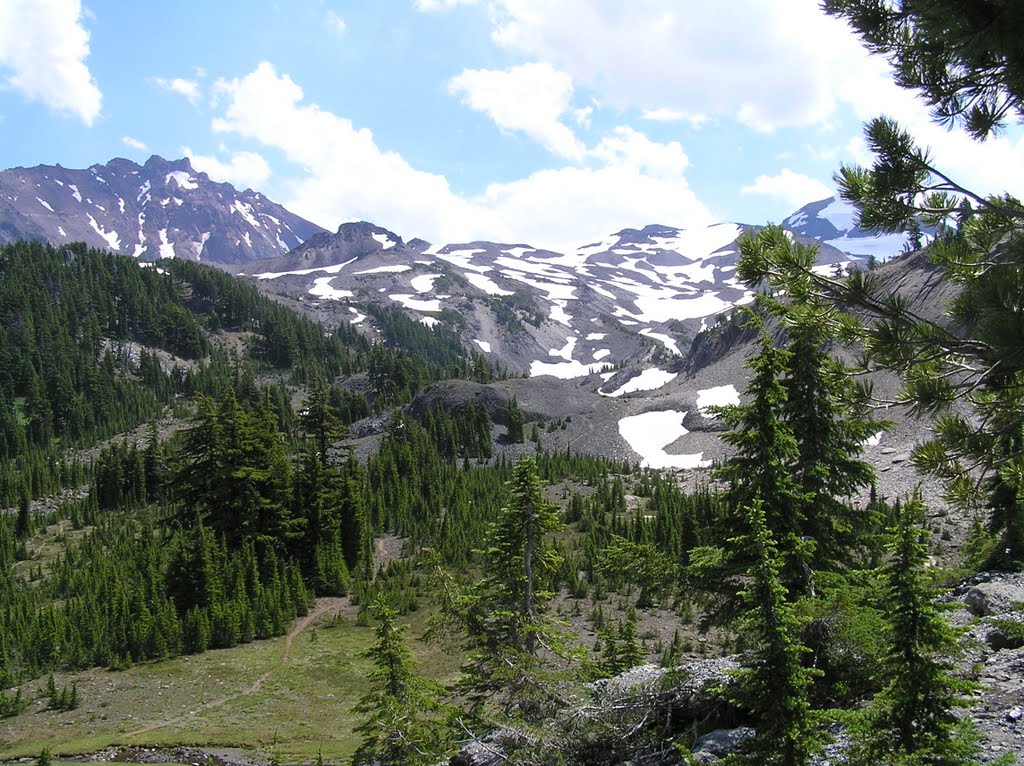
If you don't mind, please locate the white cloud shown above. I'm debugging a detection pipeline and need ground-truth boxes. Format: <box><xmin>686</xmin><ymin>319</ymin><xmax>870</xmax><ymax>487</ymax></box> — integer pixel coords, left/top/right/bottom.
<box><xmin>448</xmin><ymin>62</ymin><xmax>584</xmax><ymax>161</ymax></box>
<box><xmin>641</xmin><ymin>107</ymin><xmax>709</xmax><ymax>129</ymax></box>
<box><xmin>326</xmin><ymin>10</ymin><xmax>346</xmax><ymax>36</ymax></box>
<box><xmin>122</xmin><ymin>135</ymin><xmax>148</xmax><ymax>152</ymax></box>
<box><xmin>413</xmin><ymin>0</ymin><xmax>477</xmax><ymax>10</ymax></box>
<box><xmin>741</xmin><ymin>168</ymin><xmax>833</xmax><ymax>209</ymax></box>
<box><xmin>209</xmin><ymin>62</ymin><xmax>712</xmax><ymax>251</ymax></box>
<box><xmin>0</xmin><ymin>0</ymin><xmax>101</xmax><ymax>124</ymax></box>
<box><xmin>154</xmin><ymin>77</ymin><xmax>201</xmax><ymax>105</ymax></box>
<box><xmin>183</xmin><ymin>146</ymin><xmax>272</xmax><ymax>190</ymax></box>
<box><xmin>485</xmin><ymin>0</ymin><xmax>869</xmax><ymax>132</ymax></box>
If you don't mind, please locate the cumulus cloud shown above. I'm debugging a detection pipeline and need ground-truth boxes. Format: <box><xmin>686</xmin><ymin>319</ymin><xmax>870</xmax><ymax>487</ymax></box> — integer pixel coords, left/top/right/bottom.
<box><xmin>183</xmin><ymin>146</ymin><xmax>272</xmax><ymax>190</ymax></box>
<box><xmin>122</xmin><ymin>136</ymin><xmax>148</xmax><ymax>152</ymax></box>
<box><xmin>154</xmin><ymin>77</ymin><xmax>201</xmax><ymax>105</ymax></box>
<box><xmin>485</xmin><ymin>0</ymin><xmax>868</xmax><ymax>132</ymax></box>
<box><xmin>209</xmin><ymin>62</ymin><xmax>712</xmax><ymax>251</ymax></box>
<box><xmin>741</xmin><ymin>168</ymin><xmax>834</xmax><ymax>209</ymax></box>
<box><xmin>448</xmin><ymin>62</ymin><xmax>584</xmax><ymax>160</ymax></box>
<box><xmin>0</xmin><ymin>0</ymin><xmax>102</xmax><ymax>124</ymax></box>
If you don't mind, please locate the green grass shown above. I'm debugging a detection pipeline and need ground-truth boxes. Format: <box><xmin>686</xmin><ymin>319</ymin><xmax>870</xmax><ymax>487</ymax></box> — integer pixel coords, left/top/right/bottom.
<box><xmin>0</xmin><ymin>606</ymin><xmax>457</xmax><ymax>763</ymax></box>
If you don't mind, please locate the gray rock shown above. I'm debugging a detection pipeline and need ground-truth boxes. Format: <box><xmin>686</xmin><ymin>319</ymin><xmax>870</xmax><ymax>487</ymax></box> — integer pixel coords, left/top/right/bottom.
<box><xmin>692</xmin><ymin>726</ymin><xmax>755</xmax><ymax>759</ymax></box>
<box><xmin>963</xmin><ymin>580</ymin><xmax>1024</xmax><ymax>617</ymax></box>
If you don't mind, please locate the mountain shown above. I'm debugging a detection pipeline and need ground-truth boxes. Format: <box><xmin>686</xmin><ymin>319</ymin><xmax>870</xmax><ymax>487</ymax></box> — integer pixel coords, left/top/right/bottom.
<box><xmin>782</xmin><ymin>195</ymin><xmax>915</xmax><ymax>258</ymax></box>
<box><xmin>246</xmin><ymin>215</ymin><xmax>862</xmax><ymax>381</ymax></box>
<box><xmin>0</xmin><ymin>155</ymin><xmax>326</xmax><ymax>263</ymax></box>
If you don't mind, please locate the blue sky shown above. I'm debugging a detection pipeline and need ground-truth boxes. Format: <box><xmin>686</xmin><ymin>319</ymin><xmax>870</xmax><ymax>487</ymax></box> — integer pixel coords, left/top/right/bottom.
<box><xmin>1</xmin><ymin>0</ymin><xmax>1022</xmax><ymax>251</ymax></box>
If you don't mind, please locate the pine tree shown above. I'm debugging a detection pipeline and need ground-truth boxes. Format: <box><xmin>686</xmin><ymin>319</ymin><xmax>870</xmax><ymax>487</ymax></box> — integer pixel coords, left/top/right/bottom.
<box><xmin>822</xmin><ymin>0</ymin><xmax>1024</xmax><ymax>139</ymax></box>
<box><xmin>505</xmin><ymin>395</ymin><xmax>525</xmax><ymax>444</ymax></box>
<box><xmin>850</xmin><ymin>496</ymin><xmax>980</xmax><ymax>765</ymax></box>
<box><xmin>738</xmin><ymin>4</ymin><xmax>1024</xmax><ymax>568</ymax></box>
<box><xmin>689</xmin><ymin>319</ymin><xmax>810</xmax><ymax>620</ymax></box>
<box><xmin>729</xmin><ymin>500</ymin><xmax>821</xmax><ymax>766</ymax></box>
<box><xmin>351</xmin><ymin>595</ymin><xmax>451</xmax><ymax>766</ymax></box>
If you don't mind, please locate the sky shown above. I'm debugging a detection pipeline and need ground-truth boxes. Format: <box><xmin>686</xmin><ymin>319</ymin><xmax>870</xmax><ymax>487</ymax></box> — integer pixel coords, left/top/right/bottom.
<box><xmin>1</xmin><ymin>0</ymin><xmax>1022</xmax><ymax>252</ymax></box>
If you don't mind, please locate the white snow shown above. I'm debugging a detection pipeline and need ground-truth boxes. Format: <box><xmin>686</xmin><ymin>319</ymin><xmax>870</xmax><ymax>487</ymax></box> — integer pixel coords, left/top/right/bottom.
<box><xmin>194</xmin><ymin>231</ymin><xmax>212</xmax><ymax>260</ymax></box>
<box><xmin>465</xmin><ymin>272</ymin><xmax>514</xmax><ymax>296</ymax></box>
<box><xmin>618</xmin><ymin>410</ymin><xmax>710</xmax><ymax>470</ymax></box>
<box><xmin>410</xmin><ymin>273</ymin><xmax>441</xmax><ymax>293</ymax></box>
<box><xmin>420</xmin><ymin>317</ymin><xmax>440</xmax><ymax>328</ymax></box>
<box><xmin>639</xmin><ymin>328</ymin><xmax>682</xmax><ymax>356</ymax></box>
<box><xmin>348</xmin><ymin>307</ymin><xmax>367</xmax><ymax>324</ymax></box>
<box><xmin>118</xmin><ymin>197</ymin><xmax>125</xmax><ymax>215</ymax></box>
<box><xmin>600</xmin><ymin>371</ymin><xmax>616</xmax><ymax>381</ymax></box>
<box><xmin>255</xmin><ymin>257</ymin><xmax>359</xmax><ymax>279</ymax></box>
<box><xmin>158</xmin><ymin>229</ymin><xmax>175</xmax><ymax>259</ymax></box>
<box><xmin>586</xmin><ymin>333</ymin><xmax>606</xmax><ymax>341</ymax></box>
<box><xmin>87</xmin><ymin>214</ymin><xmax>121</xmax><ymax>251</ymax></box>
<box><xmin>231</xmin><ymin>200</ymin><xmax>261</xmax><ymax>230</ymax></box>
<box><xmin>57</xmin><ymin>226</ymin><xmax>66</xmax><ymax>237</ymax></box>
<box><xmin>696</xmin><ymin>384</ymin><xmax>740</xmax><ymax>416</ymax></box>
<box><xmin>54</xmin><ymin>179</ymin><xmax>63</xmax><ymax>187</ymax></box>
<box><xmin>474</xmin><ymin>339</ymin><xmax>492</xmax><ymax>353</ymax></box>
<box><xmin>864</xmin><ymin>431</ymin><xmax>884</xmax><ymax>447</ymax></box>
<box><xmin>824</xmin><ymin>234</ymin><xmax>908</xmax><ymax>260</ymax></box>
<box><xmin>36</xmin><ymin>197</ymin><xmax>53</xmax><ymax>212</ymax></box>
<box><xmin>69</xmin><ymin>184</ymin><xmax>82</xmax><ymax>203</ymax></box>
<box><xmin>309</xmin><ymin>277</ymin><xmax>354</xmax><ymax>300</ymax></box>
<box><xmin>593</xmin><ymin>349</ymin><xmax>611</xmax><ymax>361</ymax></box>
<box><xmin>549</xmin><ymin>299</ymin><xmax>573</xmax><ymax>326</ymax></box>
<box><xmin>166</xmin><ymin>171</ymin><xmax>198</xmax><ymax>190</ymax></box>
<box><xmin>136</xmin><ymin>181</ymin><xmax>150</xmax><ymax>202</ymax></box>
<box><xmin>390</xmin><ymin>294</ymin><xmax>444</xmax><ymax>311</ymax></box>
<box><xmin>372</xmin><ymin>232</ymin><xmax>397</xmax><ymax>250</ymax></box>
<box><xmin>529</xmin><ymin>359</ymin><xmax>611</xmax><ymax>379</ymax></box>
<box><xmin>591</xmin><ymin>284</ymin><xmax>617</xmax><ymax>300</ymax></box>
<box><xmin>354</xmin><ymin>264</ymin><xmax>412</xmax><ymax>275</ymax></box>
<box><xmin>819</xmin><ymin>197</ymin><xmax>856</xmax><ymax>232</ymax></box>
<box><xmin>601</xmin><ymin>368</ymin><xmax>678</xmax><ymax>398</ymax></box>
<box><xmin>549</xmin><ymin>336</ymin><xmax>577</xmax><ymax>361</ymax></box>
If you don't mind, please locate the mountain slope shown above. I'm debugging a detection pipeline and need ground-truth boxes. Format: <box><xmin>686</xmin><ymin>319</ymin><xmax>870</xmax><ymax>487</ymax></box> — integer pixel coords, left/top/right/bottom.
<box><xmin>0</xmin><ymin>156</ymin><xmax>326</xmax><ymax>263</ymax></box>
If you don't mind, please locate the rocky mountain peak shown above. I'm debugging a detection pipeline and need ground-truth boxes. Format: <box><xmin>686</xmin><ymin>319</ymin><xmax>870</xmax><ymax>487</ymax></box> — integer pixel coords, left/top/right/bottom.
<box><xmin>0</xmin><ymin>156</ymin><xmax>326</xmax><ymax>263</ymax></box>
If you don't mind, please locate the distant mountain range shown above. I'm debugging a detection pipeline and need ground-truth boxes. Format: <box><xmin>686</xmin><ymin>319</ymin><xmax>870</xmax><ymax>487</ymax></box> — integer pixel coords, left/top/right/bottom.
<box><xmin>0</xmin><ymin>155</ymin><xmax>326</xmax><ymax>264</ymax></box>
<box><xmin>0</xmin><ymin>154</ymin><xmax>919</xmax><ymax>378</ymax></box>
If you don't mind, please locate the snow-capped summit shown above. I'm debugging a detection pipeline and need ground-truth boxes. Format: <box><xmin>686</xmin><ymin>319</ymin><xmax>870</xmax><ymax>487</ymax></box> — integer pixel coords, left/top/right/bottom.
<box><xmin>784</xmin><ymin>196</ymin><xmax>912</xmax><ymax>260</ymax></box>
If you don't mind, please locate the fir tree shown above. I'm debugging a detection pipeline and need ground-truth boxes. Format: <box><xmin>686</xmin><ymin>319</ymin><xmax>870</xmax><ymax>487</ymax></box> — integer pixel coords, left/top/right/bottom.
<box><xmin>850</xmin><ymin>496</ymin><xmax>980</xmax><ymax>765</ymax></box>
<box><xmin>351</xmin><ymin>595</ymin><xmax>451</xmax><ymax>766</ymax></box>
<box><xmin>729</xmin><ymin>500</ymin><xmax>821</xmax><ymax>766</ymax></box>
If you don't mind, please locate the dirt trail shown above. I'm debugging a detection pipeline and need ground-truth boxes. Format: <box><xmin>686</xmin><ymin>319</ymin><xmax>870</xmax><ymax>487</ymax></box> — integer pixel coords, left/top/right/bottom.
<box><xmin>120</xmin><ymin>535</ymin><xmax>404</xmax><ymax>741</ymax></box>
<box><xmin>121</xmin><ymin>596</ymin><xmax>349</xmax><ymax>739</ymax></box>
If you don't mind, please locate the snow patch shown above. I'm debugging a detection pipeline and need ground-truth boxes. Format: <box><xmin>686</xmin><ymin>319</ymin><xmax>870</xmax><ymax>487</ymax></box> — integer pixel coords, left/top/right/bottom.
<box><xmin>586</xmin><ymin>333</ymin><xmax>606</xmax><ymax>341</ymax></box>
<box><xmin>354</xmin><ymin>264</ymin><xmax>412</xmax><ymax>275</ymax></box>
<box><xmin>390</xmin><ymin>294</ymin><xmax>444</xmax><ymax>311</ymax></box>
<box><xmin>465</xmin><ymin>272</ymin><xmax>514</xmax><ymax>296</ymax></box>
<box><xmin>372</xmin><ymin>232</ymin><xmax>397</xmax><ymax>250</ymax></box>
<box><xmin>696</xmin><ymin>385</ymin><xmax>740</xmax><ymax>417</ymax></box>
<box><xmin>601</xmin><ymin>369</ymin><xmax>678</xmax><ymax>398</ymax></box>
<box><xmin>158</xmin><ymin>229</ymin><xmax>175</xmax><ymax>259</ymax></box>
<box><xmin>474</xmin><ymin>339</ymin><xmax>491</xmax><ymax>353</ymax></box>
<box><xmin>410</xmin><ymin>273</ymin><xmax>441</xmax><ymax>293</ymax></box>
<box><xmin>420</xmin><ymin>317</ymin><xmax>440</xmax><ymax>328</ymax></box>
<box><xmin>69</xmin><ymin>184</ymin><xmax>81</xmax><ymax>203</ymax></box>
<box><xmin>639</xmin><ymin>328</ymin><xmax>682</xmax><ymax>355</ymax></box>
<box><xmin>549</xmin><ymin>336</ymin><xmax>577</xmax><ymax>361</ymax></box>
<box><xmin>255</xmin><ymin>257</ymin><xmax>358</xmax><ymax>279</ymax></box>
<box><xmin>618</xmin><ymin>410</ymin><xmax>710</xmax><ymax>469</ymax></box>
<box><xmin>36</xmin><ymin>197</ymin><xmax>53</xmax><ymax>212</ymax></box>
<box><xmin>348</xmin><ymin>307</ymin><xmax>367</xmax><ymax>324</ymax></box>
<box><xmin>593</xmin><ymin>349</ymin><xmax>610</xmax><ymax>361</ymax></box>
<box><xmin>309</xmin><ymin>277</ymin><xmax>354</xmax><ymax>300</ymax></box>
<box><xmin>57</xmin><ymin>226</ymin><xmax>66</xmax><ymax>237</ymax></box>
<box><xmin>87</xmin><ymin>214</ymin><xmax>121</xmax><ymax>251</ymax></box>
<box><xmin>166</xmin><ymin>171</ymin><xmax>198</xmax><ymax>190</ymax></box>
<box><xmin>529</xmin><ymin>359</ymin><xmax>611</xmax><ymax>379</ymax></box>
